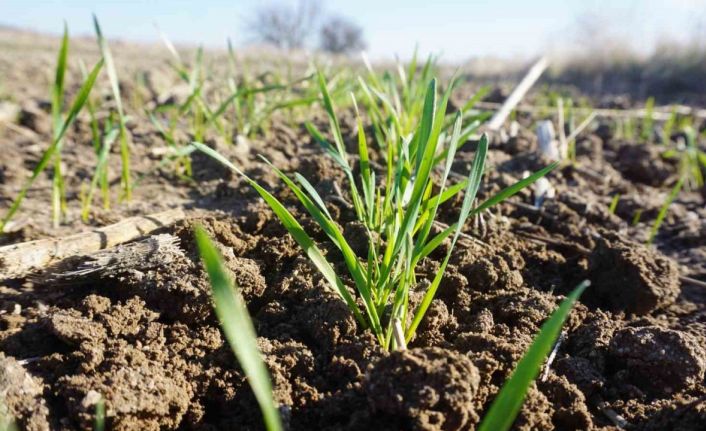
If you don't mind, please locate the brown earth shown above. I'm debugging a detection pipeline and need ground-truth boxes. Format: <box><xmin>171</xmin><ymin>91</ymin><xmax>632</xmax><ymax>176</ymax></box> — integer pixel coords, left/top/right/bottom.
<box><xmin>1</xmin><ymin>32</ymin><xmax>705</xmax><ymax>430</ymax></box>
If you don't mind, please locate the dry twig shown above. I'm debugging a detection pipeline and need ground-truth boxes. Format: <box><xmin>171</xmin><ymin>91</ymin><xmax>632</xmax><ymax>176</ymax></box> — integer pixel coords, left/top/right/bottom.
<box><xmin>0</xmin><ymin>208</ymin><xmax>186</xmax><ymax>279</ymax></box>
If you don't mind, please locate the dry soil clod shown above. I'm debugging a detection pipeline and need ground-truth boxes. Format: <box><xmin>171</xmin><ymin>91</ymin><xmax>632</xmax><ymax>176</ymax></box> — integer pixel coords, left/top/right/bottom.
<box><xmin>586</xmin><ymin>234</ymin><xmax>680</xmax><ymax>315</ymax></box>
<box><xmin>364</xmin><ymin>347</ymin><xmax>481</xmax><ymax>431</ymax></box>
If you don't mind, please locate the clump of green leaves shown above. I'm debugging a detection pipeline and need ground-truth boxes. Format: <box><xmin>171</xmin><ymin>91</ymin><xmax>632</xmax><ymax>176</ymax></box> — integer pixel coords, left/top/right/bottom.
<box><xmin>223</xmin><ymin>40</ymin><xmax>320</xmax><ymax>139</ymax></box>
<box><xmin>195</xmin><ymin>70</ymin><xmax>555</xmax><ymax>350</ymax></box>
<box><xmin>195</xmin><ymin>226</ymin><xmax>283</xmax><ymax>431</ymax></box>
<box><xmin>147</xmin><ymin>33</ymin><xmax>319</xmax><ymax>181</ymax></box>
<box><xmin>358</xmin><ymin>50</ymin><xmax>490</xmax><ymax>153</ymax></box>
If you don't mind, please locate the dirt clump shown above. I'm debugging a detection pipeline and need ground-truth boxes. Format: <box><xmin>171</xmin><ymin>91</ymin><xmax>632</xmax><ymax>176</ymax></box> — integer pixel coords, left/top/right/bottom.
<box><xmin>639</xmin><ymin>396</ymin><xmax>706</xmax><ymax>430</ymax></box>
<box><xmin>44</xmin><ymin>295</ymin><xmax>197</xmax><ymax>430</ymax></box>
<box><xmin>538</xmin><ymin>374</ymin><xmax>594</xmax><ymax>430</ymax></box>
<box><xmin>510</xmin><ymin>385</ymin><xmax>554</xmax><ymax>431</ymax></box>
<box><xmin>114</xmin><ymin>251</ymin><xmax>214</xmax><ymax>324</ymax></box>
<box><xmin>608</xmin><ymin>325</ymin><xmax>706</xmax><ymax>396</ymax></box>
<box><xmin>615</xmin><ymin>143</ymin><xmax>675</xmax><ymax>186</ymax></box>
<box><xmin>586</xmin><ymin>234</ymin><xmax>680</xmax><ymax>314</ymax></box>
<box><xmin>459</xmin><ymin>253</ymin><xmax>524</xmax><ymax>293</ymax></box>
<box><xmin>258</xmin><ymin>338</ymin><xmax>319</xmax><ymax>407</ymax></box>
<box><xmin>414</xmin><ymin>299</ymin><xmax>459</xmax><ymax>348</ymax></box>
<box><xmin>364</xmin><ymin>347</ymin><xmax>481</xmax><ymax>430</ymax></box>
<box><xmin>0</xmin><ymin>353</ymin><xmax>51</xmax><ymax>431</ymax></box>
<box><xmin>292</xmin><ymin>290</ymin><xmax>358</xmax><ymax>351</ymax></box>
<box><xmin>58</xmin><ymin>342</ymin><xmax>193</xmax><ymax>431</ymax></box>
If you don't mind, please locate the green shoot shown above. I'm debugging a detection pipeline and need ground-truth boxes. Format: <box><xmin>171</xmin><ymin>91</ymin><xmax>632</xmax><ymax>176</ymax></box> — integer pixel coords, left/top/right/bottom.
<box><xmin>94</xmin><ymin>15</ymin><xmax>132</xmax><ymax>201</ymax></box>
<box><xmin>154</xmin><ymin>31</ymin><xmax>317</xmax><ymax>149</ymax></box>
<box><xmin>191</xmin><ymin>144</ymin><xmax>366</xmax><ymax>327</ymax></box>
<box><xmin>608</xmin><ymin>194</ymin><xmax>620</xmax><ymax>214</ymax></box>
<box><xmin>623</xmin><ymin>117</ymin><xmax>635</xmax><ymax>141</ymax></box>
<box><xmin>648</xmin><ymin>177</ymin><xmax>684</xmax><ymax>244</ymax></box>
<box><xmin>641</xmin><ymin>97</ymin><xmax>654</xmax><ymax>142</ymax></box>
<box><xmin>78</xmin><ymin>59</ymin><xmax>102</xmax><ymax>154</ymax></box>
<box><xmin>194</xmin><ymin>226</ymin><xmax>283</xmax><ymax>431</ymax></box>
<box><xmin>631</xmin><ymin>209</ymin><xmax>643</xmax><ymax>226</ymax></box>
<box><xmin>651</xmin><ymin>125</ymin><xmax>706</xmax><ymax>242</ymax></box>
<box><xmin>79</xmin><ymin>59</ymin><xmax>112</xmax><ymax>212</ymax></box>
<box><xmin>0</xmin><ymin>58</ymin><xmax>104</xmax><ymax>233</ymax></box>
<box><xmin>148</xmin><ymin>112</ymin><xmax>193</xmax><ymax>177</ymax></box>
<box><xmin>661</xmin><ymin>107</ymin><xmax>677</xmax><ymax>146</ymax></box>
<box><xmin>51</xmin><ymin>23</ymin><xmax>69</xmax><ymax>228</ymax></box>
<box><xmin>478</xmin><ymin>281</ymin><xmax>589</xmax><ymax>431</ymax></box>
<box><xmin>94</xmin><ymin>396</ymin><xmax>105</xmax><ymax>431</ymax></box>
<box><xmin>81</xmin><ymin>126</ymin><xmax>120</xmax><ymax>221</ymax></box>
<box><xmin>0</xmin><ymin>397</ymin><xmax>17</xmax><ymax>431</ymax></box>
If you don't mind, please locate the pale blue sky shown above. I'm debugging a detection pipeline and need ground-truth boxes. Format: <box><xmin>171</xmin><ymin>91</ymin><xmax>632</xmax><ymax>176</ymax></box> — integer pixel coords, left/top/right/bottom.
<box><xmin>1</xmin><ymin>0</ymin><xmax>705</xmax><ymax>61</ymax></box>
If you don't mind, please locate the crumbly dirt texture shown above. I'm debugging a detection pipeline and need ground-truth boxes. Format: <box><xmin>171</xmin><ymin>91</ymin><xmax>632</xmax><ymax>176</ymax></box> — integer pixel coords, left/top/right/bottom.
<box><xmin>1</xmin><ymin>30</ymin><xmax>705</xmax><ymax>430</ymax></box>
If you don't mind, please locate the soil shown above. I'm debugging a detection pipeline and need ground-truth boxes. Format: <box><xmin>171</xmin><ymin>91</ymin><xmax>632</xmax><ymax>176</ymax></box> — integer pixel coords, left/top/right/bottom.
<box><xmin>1</xmin><ymin>30</ymin><xmax>705</xmax><ymax>430</ymax></box>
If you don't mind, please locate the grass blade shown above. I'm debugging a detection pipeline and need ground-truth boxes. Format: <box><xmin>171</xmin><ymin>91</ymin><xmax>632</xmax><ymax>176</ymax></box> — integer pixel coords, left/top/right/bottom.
<box><xmin>406</xmin><ymin>134</ymin><xmax>488</xmax><ymax>341</ymax></box>
<box><xmin>94</xmin><ymin>14</ymin><xmax>131</xmax><ymax>200</ymax></box>
<box><xmin>94</xmin><ymin>396</ymin><xmax>105</xmax><ymax>431</ymax></box>
<box><xmin>473</xmin><ymin>162</ymin><xmax>558</xmax><ymax>215</ymax></box>
<box><xmin>294</xmin><ymin>173</ymin><xmax>332</xmax><ymax>219</ymax></box>
<box><xmin>648</xmin><ymin>176</ymin><xmax>684</xmax><ymax>244</ymax></box>
<box><xmin>478</xmin><ymin>281</ymin><xmax>589</xmax><ymax>431</ymax></box>
<box><xmin>418</xmin><ymin>222</ymin><xmax>454</xmax><ymax>260</ymax></box>
<box><xmin>51</xmin><ymin>23</ymin><xmax>69</xmax><ymax>228</ymax></box>
<box><xmin>81</xmin><ymin>127</ymin><xmax>119</xmax><ymax>221</ymax></box>
<box><xmin>261</xmin><ymin>158</ymin><xmax>382</xmax><ymax>338</ymax></box>
<box><xmin>195</xmin><ymin>226</ymin><xmax>283</xmax><ymax>431</ymax></box>
<box><xmin>413</xmin><ymin>112</ymin><xmax>463</xmax><ymax>256</ymax></box>
<box><xmin>316</xmin><ymin>70</ymin><xmax>345</xmax><ymax>155</ymax></box>
<box><xmin>51</xmin><ymin>22</ymin><xmax>68</xmax><ymax>129</ymax></box>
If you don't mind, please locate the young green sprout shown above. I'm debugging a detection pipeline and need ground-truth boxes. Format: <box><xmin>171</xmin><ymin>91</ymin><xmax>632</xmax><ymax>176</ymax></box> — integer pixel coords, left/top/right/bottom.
<box><xmin>0</xmin><ymin>398</ymin><xmax>17</xmax><ymax>431</ymax></box>
<box><xmin>94</xmin><ymin>396</ymin><xmax>105</xmax><ymax>431</ymax></box>
<box><xmin>358</xmin><ymin>51</ymin><xmax>490</xmax><ymax>154</ymax></box>
<box><xmin>94</xmin><ymin>15</ymin><xmax>132</xmax><ymax>202</ymax></box>
<box><xmin>80</xmin><ymin>124</ymin><xmax>119</xmax><ymax>221</ymax></box>
<box><xmin>154</xmin><ymin>31</ymin><xmax>317</xmax><ymax>154</ymax></box>
<box><xmin>641</xmin><ymin>96</ymin><xmax>655</xmax><ymax>143</ymax></box>
<box><xmin>195</xmin><ymin>226</ymin><xmax>283</xmax><ymax>431</ymax></box>
<box><xmin>79</xmin><ymin>52</ymin><xmax>114</xmax><ymax>217</ymax></box>
<box><xmin>194</xmin><ymin>71</ymin><xmax>556</xmax><ymax>350</ymax></box>
<box><xmin>608</xmin><ymin>194</ymin><xmax>620</xmax><ymax>214</ymax></box>
<box><xmin>0</xmin><ymin>52</ymin><xmax>103</xmax><ymax>233</ymax></box>
<box><xmin>50</xmin><ymin>23</ymin><xmax>69</xmax><ymax>228</ymax></box>
<box><xmin>650</xmin><ymin>124</ymin><xmax>706</xmax><ymax>243</ymax></box>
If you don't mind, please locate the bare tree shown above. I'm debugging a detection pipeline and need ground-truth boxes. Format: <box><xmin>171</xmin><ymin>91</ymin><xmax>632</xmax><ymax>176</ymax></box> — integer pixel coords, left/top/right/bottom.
<box><xmin>319</xmin><ymin>15</ymin><xmax>366</xmax><ymax>54</ymax></box>
<box><xmin>246</xmin><ymin>0</ymin><xmax>320</xmax><ymax>50</ymax></box>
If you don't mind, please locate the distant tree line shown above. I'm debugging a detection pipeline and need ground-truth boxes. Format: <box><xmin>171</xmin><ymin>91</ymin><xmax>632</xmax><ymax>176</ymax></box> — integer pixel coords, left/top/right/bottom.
<box><xmin>246</xmin><ymin>0</ymin><xmax>366</xmax><ymax>55</ymax></box>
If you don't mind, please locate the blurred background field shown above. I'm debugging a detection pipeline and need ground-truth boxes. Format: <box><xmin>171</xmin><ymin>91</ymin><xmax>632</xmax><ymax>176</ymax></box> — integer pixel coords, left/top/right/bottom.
<box><xmin>2</xmin><ymin>0</ymin><xmax>706</xmax><ymax>104</ymax></box>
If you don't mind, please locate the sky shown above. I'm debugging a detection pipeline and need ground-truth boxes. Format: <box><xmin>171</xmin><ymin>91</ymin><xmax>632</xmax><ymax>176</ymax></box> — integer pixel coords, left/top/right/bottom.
<box><xmin>1</xmin><ymin>0</ymin><xmax>705</xmax><ymax>61</ymax></box>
